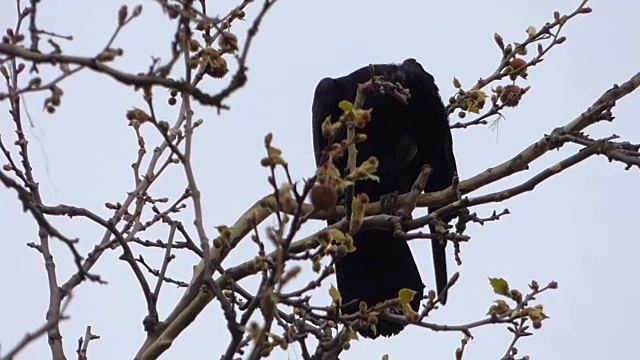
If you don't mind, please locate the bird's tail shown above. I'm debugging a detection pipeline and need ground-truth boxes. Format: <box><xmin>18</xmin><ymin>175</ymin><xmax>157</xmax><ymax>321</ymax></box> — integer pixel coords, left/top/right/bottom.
<box><xmin>335</xmin><ymin>228</ymin><xmax>424</xmax><ymax>339</ymax></box>
<box><xmin>429</xmin><ymin>223</ymin><xmax>449</xmax><ymax>304</ymax></box>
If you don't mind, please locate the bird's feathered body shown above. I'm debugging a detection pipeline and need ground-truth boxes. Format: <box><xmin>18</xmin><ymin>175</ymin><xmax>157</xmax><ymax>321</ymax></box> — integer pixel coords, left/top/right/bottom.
<box><xmin>311</xmin><ymin>59</ymin><xmax>457</xmax><ymax>338</ymax></box>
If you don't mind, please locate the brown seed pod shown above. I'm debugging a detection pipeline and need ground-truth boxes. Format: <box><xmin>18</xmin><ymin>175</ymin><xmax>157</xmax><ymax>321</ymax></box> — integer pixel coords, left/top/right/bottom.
<box><xmin>218</xmin><ymin>31</ymin><xmax>239</xmax><ymax>53</ymax></box>
<box><xmin>499</xmin><ymin>84</ymin><xmax>523</xmax><ymax>107</ymax></box>
<box><xmin>310</xmin><ymin>184</ymin><xmax>338</xmax><ymax>211</ymax></box>
<box><xmin>510</xmin><ymin>57</ymin><xmax>526</xmax><ymax>68</ymax></box>
<box><xmin>205</xmin><ymin>56</ymin><xmax>228</xmax><ymax>78</ymax></box>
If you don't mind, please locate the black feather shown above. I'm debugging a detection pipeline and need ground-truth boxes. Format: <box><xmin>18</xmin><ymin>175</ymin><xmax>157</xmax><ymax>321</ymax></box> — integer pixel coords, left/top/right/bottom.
<box><xmin>311</xmin><ymin>59</ymin><xmax>458</xmax><ymax>338</ymax></box>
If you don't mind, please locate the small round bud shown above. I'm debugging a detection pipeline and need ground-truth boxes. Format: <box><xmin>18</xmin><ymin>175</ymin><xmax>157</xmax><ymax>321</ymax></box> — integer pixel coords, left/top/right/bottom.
<box><xmin>158</xmin><ymin>121</ymin><xmax>170</xmax><ymax>133</ymax></box>
<box><xmin>509</xmin><ymin>57</ymin><xmax>527</xmax><ymax>72</ymax></box>
<box><xmin>312</xmin><ymin>260</ymin><xmax>321</xmax><ymax>273</ymax></box>
<box><xmin>532</xmin><ymin>319</ymin><xmax>542</xmax><ymax>329</ymax></box>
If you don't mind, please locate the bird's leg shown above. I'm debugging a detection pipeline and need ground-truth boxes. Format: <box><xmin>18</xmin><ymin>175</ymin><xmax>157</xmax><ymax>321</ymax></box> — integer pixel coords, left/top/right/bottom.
<box><xmin>451</xmin><ymin>171</ymin><xmax>461</xmax><ymax>201</ymax></box>
<box><xmin>396</xmin><ymin>164</ymin><xmax>432</xmax><ymax>219</ymax></box>
<box><xmin>380</xmin><ymin>190</ymin><xmax>401</xmax><ymax>215</ymax></box>
<box><xmin>454</xmin><ymin>207</ymin><xmax>472</xmax><ymax>234</ymax></box>
<box><xmin>449</xmin><ymin>171</ymin><xmax>470</xmax><ymax>232</ymax></box>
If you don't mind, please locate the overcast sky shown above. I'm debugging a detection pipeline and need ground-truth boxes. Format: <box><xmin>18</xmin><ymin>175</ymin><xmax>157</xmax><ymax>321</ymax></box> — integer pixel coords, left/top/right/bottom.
<box><xmin>1</xmin><ymin>1</ymin><xmax>639</xmax><ymax>359</ymax></box>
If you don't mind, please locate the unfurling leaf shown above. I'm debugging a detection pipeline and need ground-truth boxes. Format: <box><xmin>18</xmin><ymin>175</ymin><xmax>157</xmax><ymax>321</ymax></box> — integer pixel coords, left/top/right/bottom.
<box><xmin>316</xmin><ymin>154</ymin><xmax>354</xmax><ymax>191</ymax></box>
<box><xmin>346</xmin><ymin>156</ymin><xmax>380</xmax><ymax>182</ymax></box>
<box><xmin>398</xmin><ymin>288</ymin><xmax>416</xmax><ymax>306</ymax></box>
<box><xmin>509</xmin><ymin>289</ymin><xmax>523</xmax><ymax>303</ymax></box>
<box><xmin>523</xmin><ymin>305</ymin><xmax>549</xmax><ymax>322</ymax></box>
<box><xmin>487</xmin><ymin>299</ymin><xmax>510</xmax><ymax>316</ymax></box>
<box><xmin>489</xmin><ymin>277</ymin><xmax>510</xmax><ymax>296</ymax></box>
<box><xmin>353</xmin><ymin>133</ymin><xmax>367</xmax><ymax>143</ymax></box>
<box><xmin>261</xmin><ymin>144</ymin><xmax>288</xmax><ymax>167</ymax></box>
<box><xmin>126</xmin><ymin>107</ymin><xmax>152</xmax><ymax>123</ymax></box>
<box><xmin>399</xmin><ymin>288</ymin><xmax>419</xmax><ymax>320</ymax></box>
<box><xmin>338</xmin><ymin>100</ymin><xmax>353</xmax><ymax>112</ymax></box>
<box><xmin>353</xmin><ymin>108</ymin><xmax>372</xmax><ymax>128</ymax></box>
<box><xmin>267</xmin><ymin>145</ymin><xmax>282</xmax><ymax>157</ymax></box>
<box><xmin>327</xmin><ymin>229</ymin><xmax>355</xmax><ymax>253</ymax></box>
<box><xmin>329</xmin><ymin>284</ymin><xmax>341</xmax><ymax>304</ymax></box>
<box><xmin>321</xmin><ymin>115</ymin><xmax>343</xmax><ymax>139</ymax></box>
<box><xmin>349</xmin><ymin>193</ymin><xmax>367</xmax><ymax>234</ymax></box>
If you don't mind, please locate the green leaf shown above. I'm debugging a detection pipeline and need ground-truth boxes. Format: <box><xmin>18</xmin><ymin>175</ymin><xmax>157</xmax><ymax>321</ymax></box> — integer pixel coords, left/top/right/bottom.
<box><xmin>346</xmin><ymin>156</ymin><xmax>380</xmax><ymax>182</ymax></box>
<box><xmin>338</xmin><ymin>100</ymin><xmax>353</xmax><ymax>112</ymax></box>
<box><xmin>398</xmin><ymin>288</ymin><xmax>416</xmax><ymax>306</ymax></box>
<box><xmin>489</xmin><ymin>277</ymin><xmax>510</xmax><ymax>296</ymax></box>
<box><xmin>327</xmin><ymin>228</ymin><xmax>346</xmax><ymax>243</ymax></box>
<box><xmin>486</xmin><ymin>299</ymin><xmax>510</xmax><ymax>316</ymax></box>
<box><xmin>329</xmin><ymin>284</ymin><xmax>341</xmax><ymax>303</ymax></box>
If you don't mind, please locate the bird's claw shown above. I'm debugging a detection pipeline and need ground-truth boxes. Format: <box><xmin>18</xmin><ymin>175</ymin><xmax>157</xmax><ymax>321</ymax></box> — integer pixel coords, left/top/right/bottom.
<box><xmin>380</xmin><ymin>191</ymin><xmax>402</xmax><ymax>216</ymax></box>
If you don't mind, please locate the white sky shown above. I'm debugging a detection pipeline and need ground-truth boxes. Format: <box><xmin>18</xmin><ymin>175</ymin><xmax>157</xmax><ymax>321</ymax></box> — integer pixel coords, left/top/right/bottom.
<box><xmin>1</xmin><ymin>1</ymin><xmax>639</xmax><ymax>359</ymax></box>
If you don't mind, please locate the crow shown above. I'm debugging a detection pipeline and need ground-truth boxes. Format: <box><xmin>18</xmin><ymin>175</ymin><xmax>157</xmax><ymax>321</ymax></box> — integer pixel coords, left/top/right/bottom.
<box><xmin>311</xmin><ymin>58</ymin><xmax>458</xmax><ymax>338</ymax></box>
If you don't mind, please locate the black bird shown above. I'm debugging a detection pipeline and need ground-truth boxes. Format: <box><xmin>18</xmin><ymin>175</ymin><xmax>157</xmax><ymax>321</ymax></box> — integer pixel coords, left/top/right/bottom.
<box><xmin>311</xmin><ymin>58</ymin><xmax>458</xmax><ymax>338</ymax></box>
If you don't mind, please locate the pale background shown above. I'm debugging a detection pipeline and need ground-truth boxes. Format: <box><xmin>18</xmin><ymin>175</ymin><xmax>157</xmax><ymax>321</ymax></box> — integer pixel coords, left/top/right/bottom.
<box><xmin>1</xmin><ymin>1</ymin><xmax>639</xmax><ymax>359</ymax></box>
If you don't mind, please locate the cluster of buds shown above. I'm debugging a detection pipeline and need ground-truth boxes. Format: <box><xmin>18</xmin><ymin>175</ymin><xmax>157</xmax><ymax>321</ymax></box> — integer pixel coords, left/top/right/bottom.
<box><xmin>449</xmin><ymin>80</ymin><xmax>489</xmax><ymax>119</ymax></box>
<box><xmin>191</xmin><ymin>47</ymin><xmax>229</xmax><ymax>79</ymax></box>
<box><xmin>492</xmin><ymin>84</ymin><xmax>528</xmax><ymax>108</ymax></box>
<box><xmin>188</xmin><ymin>8</ymin><xmax>240</xmax><ymax>80</ymax></box>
